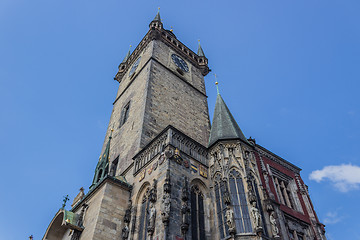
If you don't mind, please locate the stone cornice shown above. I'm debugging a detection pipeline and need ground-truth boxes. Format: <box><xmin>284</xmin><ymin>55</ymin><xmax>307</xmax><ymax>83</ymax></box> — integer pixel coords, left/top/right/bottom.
<box><xmin>114</xmin><ymin>25</ymin><xmax>209</xmax><ymax>82</ymax></box>
<box><xmin>133</xmin><ymin>125</ymin><xmax>208</xmax><ymax>176</ymax></box>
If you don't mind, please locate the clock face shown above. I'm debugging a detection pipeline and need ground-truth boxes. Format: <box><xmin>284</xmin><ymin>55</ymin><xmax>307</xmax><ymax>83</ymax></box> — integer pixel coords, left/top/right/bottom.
<box><xmin>129</xmin><ymin>57</ymin><xmax>141</xmax><ymax>76</ymax></box>
<box><xmin>171</xmin><ymin>54</ymin><xmax>189</xmax><ymax>72</ymax></box>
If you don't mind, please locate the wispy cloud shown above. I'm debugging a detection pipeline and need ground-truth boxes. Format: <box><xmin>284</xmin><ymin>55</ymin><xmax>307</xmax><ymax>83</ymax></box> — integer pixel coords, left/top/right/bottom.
<box><xmin>309</xmin><ymin>164</ymin><xmax>360</xmax><ymax>192</ymax></box>
<box><xmin>323</xmin><ymin>210</ymin><xmax>343</xmax><ymax>225</ymax></box>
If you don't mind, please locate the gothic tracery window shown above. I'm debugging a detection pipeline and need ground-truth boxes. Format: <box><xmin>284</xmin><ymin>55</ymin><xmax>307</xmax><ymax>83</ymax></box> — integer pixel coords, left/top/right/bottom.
<box><xmin>214</xmin><ymin>175</ymin><xmax>228</xmax><ymax>238</ymax></box>
<box><xmin>190</xmin><ymin>185</ymin><xmax>206</xmax><ymax>240</ymax></box>
<box><xmin>229</xmin><ymin>169</ymin><xmax>252</xmax><ymax>233</ymax></box>
<box><xmin>215</xmin><ymin>170</ymin><xmax>253</xmax><ymax>239</ymax></box>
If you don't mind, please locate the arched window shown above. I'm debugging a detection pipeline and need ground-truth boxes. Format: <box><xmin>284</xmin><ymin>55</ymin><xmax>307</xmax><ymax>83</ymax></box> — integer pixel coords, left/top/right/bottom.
<box><xmin>96</xmin><ymin>169</ymin><xmax>103</xmax><ymax>183</ymax></box>
<box><xmin>214</xmin><ymin>175</ymin><xmax>229</xmax><ymax>239</ymax></box>
<box><xmin>229</xmin><ymin>169</ymin><xmax>252</xmax><ymax>233</ymax></box>
<box><xmin>190</xmin><ymin>185</ymin><xmax>205</xmax><ymax>240</ymax></box>
<box><xmin>138</xmin><ymin>188</ymin><xmax>150</xmax><ymax>240</ymax></box>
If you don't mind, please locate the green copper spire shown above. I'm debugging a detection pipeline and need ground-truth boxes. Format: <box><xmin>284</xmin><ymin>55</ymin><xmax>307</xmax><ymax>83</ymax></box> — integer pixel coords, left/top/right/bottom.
<box><xmin>153</xmin><ymin>7</ymin><xmax>161</xmax><ymax>21</ymax></box>
<box><xmin>90</xmin><ymin>129</ymin><xmax>113</xmax><ymax>188</ymax></box>
<box><xmin>208</xmin><ymin>94</ymin><xmax>248</xmax><ymax>147</ymax></box>
<box><xmin>121</xmin><ymin>45</ymin><xmax>131</xmax><ymax>63</ymax></box>
<box><xmin>197</xmin><ymin>40</ymin><xmax>205</xmax><ymax>57</ymax></box>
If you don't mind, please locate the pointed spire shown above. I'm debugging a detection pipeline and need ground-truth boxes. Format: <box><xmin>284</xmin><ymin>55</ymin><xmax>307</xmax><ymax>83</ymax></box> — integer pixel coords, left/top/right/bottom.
<box><xmin>197</xmin><ymin>40</ymin><xmax>205</xmax><ymax>57</ymax></box>
<box><xmin>121</xmin><ymin>45</ymin><xmax>131</xmax><ymax>63</ymax></box>
<box><xmin>208</xmin><ymin>94</ymin><xmax>248</xmax><ymax>147</ymax></box>
<box><xmin>154</xmin><ymin>7</ymin><xmax>161</xmax><ymax>21</ymax></box>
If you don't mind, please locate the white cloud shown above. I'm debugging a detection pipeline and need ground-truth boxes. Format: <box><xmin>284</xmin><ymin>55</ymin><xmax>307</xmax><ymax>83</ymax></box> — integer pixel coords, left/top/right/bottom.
<box><xmin>309</xmin><ymin>164</ymin><xmax>360</xmax><ymax>192</ymax></box>
<box><xmin>323</xmin><ymin>210</ymin><xmax>343</xmax><ymax>225</ymax></box>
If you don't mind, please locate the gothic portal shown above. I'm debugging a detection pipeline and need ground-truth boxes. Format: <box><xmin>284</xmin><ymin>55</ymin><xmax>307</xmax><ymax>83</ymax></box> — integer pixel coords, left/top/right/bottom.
<box><xmin>42</xmin><ymin>11</ymin><xmax>327</xmax><ymax>240</ymax></box>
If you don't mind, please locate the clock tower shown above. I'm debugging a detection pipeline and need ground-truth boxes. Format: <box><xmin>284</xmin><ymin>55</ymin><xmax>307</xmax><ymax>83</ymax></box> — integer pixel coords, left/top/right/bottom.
<box><xmin>104</xmin><ymin>10</ymin><xmax>211</xmax><ymax>177</ymax></box>
<box><xmin>43</xmin><ymin>11</ymin><xmax>327</xmax><ymax>240</ymax></box>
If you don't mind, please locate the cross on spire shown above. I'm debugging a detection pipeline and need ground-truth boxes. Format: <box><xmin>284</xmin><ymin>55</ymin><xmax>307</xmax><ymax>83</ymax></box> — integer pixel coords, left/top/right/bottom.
<box><xmin>62</xmin><ymin>195</ymin><xmax>69</xmax><ymax>209</ymax></box>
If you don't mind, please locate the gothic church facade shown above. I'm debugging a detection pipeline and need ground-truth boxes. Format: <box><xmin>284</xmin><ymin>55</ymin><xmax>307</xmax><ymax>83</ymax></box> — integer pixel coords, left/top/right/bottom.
<box><xmin>43</xmin><ymin>12</ymin><xmax>326</xmax><ymax>240</ymax></box>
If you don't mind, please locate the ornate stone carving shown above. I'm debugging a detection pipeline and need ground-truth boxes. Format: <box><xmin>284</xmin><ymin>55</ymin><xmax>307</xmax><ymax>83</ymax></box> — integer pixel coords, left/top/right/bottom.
<box><xmin>181</xmin><ymin>177</ymin><xmax>190</xmax><ymax>235</ymax></box>
<box><xmin>124</xmin><ymin>201</ymin><xmax>132</xmax><ymax>224</ymax></box>
<box><xmin>121</xmin><ymin>225</ymin><xmax>129</xmax><ymax>240</ymax></box>
<box><xmin>250</xmin><ymin>201</ymin><xmax>262</xmax><ymax>232</ymax></box>
<box><xmin>225</xmin><ymin>206</ymin><xmax>236</xmax><ymax>235</ymax></box>
<box><xmin>270</xmin><ymin>211</ymin><xmax>280</xmax><ymax>238</ymax></box>
<box><xmin>121</xmin><ymin>201</ymin><xmax>132</xmax><ymax>239</ymax></box>
<box><xmin>76</xmin><ymin>203</ymin><xmax>88</xmax><ymax>228</ymax></box>
<box><xmin>149</xmin><ymin>179</ymin><xmax>157</xmax><ymax>203</ymax></box>
<box><xmin>181</xmin><ymin>201</ymin><xmax>190</xmax><ymax>234</ymax></box>
<box><xmin>222</xmin><ymin>180</ymin><xmax>231</xmax><ymax>206</ymax></box>
<box><xmin>147</xmin><ymin>202</ymin><xmax>156</xmax><ymax>235</ymax></box>
<box><xmin>161</xmin><ymin>170</ymin><xmax>171</xmax><ymax>225</ymax></box>
<box><xmin>181</xmin><ymin>177</ymin><xmax>189</xmax><ymax>201</ymax></box>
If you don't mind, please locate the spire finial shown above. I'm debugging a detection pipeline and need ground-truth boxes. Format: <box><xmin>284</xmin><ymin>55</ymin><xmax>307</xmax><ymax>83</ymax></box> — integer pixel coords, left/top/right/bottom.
<box><xmin>170</xmin><ymin>26</ymin><xmax>173</xmax><ymax>32</ymax></box>
<box><xmin>215</xmin><ymin>74</ymin><xmax>219</xmax><ymax>95</ymax></box>
<box><xmin>121</xmin><ymin>45</ymin><xmax>132</xmax><ymax>64</ymax></box>
<box><xmin>153</xmin><ymin>7</ymin><xmax>161</xmax><ymax>21</ymax></box>
<box><xmin>197</xmin><ymin>39</ymin><xmax>205</xmax><ymax>57</ymax></box>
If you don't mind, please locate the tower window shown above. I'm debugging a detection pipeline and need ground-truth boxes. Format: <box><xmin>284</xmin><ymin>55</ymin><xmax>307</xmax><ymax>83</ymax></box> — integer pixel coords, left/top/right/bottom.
<box><xmin>191</xmin><ymin>185</ymin><xmax>206</xmax><ymax>240</ymax></box>
<box><xmin>120</xmin><ymin>101</ymin><xmax>130</xmax><ymax>128</ymax></box>
<box><xmin>109</xmin><ymin>156</ymin><xmax>119</xmax><ymax>177</ymax></box>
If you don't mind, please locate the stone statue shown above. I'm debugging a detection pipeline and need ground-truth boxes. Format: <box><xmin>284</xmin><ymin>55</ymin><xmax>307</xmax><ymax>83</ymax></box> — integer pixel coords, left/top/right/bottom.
<box><xmin>225</xmin><ymin>206</ymin><xmax>235</xmax><ymax>233</ymax></box>
<box><xmin>270</xmin><ymin>211</ymin><xmax>279</xmax><ymax>237</ymax></box>
<box><xmin>124</xmin><ymin>202</ymin><xmax>132</xmax><ymax>224</ymax></box>
<box><xmin>180</xmin><ymin>201</ymin><xmax>190</xmax><ymax>235</ymax></box>
<box><xmin>181</xmin><ymin>202</ymin><xmax>190</xmax><ymax>225</ymax></box>
<box><xmin>121</xmin><ymin>225</ymin><xmax>129</xmax><ymax>239</ymax></box>
<box><xmin>161</xmin><ymin>192</ymin><xmax>171</xmax><ymax>222</ymax></box>
<box><xmin>250</xmin><ymin>201</ymin><xmax>262</xmax><ymax>230</ymax></box>
<box><xmin>148</xmin><ymin>203</ymin><xmax>156</xmax><ymax>231</ymax></box>
<box><xmin>149</xmin><ymin>180</ymin><xmax>157</xmax><ymax>203</ymax></box>
<box><xmin>181</xmin><ymin>177</ymin><xmax>189</xmax><ymax>201</ymax></box>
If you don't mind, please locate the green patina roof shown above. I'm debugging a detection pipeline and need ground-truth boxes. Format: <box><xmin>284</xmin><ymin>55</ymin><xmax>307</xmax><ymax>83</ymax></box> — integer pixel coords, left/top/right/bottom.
<box><xmin>208</xmin><ymin>94</ymin><xmax>248</xmax><ymax>147</ymax></box>
<box><xmin>197</xmin><ymin>42</ymin><xmax>205</xmax><ymax>57</ymax></box>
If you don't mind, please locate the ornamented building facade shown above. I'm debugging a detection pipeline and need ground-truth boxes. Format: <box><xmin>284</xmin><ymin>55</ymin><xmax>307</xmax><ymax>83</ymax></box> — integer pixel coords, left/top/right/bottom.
<box><xmin>43</xmin><ymin>12</ymin><xmax>326</xmax><ymax>240</ymax></box>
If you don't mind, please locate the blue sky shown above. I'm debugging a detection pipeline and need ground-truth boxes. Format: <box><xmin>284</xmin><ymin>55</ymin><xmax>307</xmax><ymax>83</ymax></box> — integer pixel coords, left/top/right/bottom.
<box><xmin>1</xmin><ymin>0</ymin><xmax>359</xmax><ymax>239</ymax></box>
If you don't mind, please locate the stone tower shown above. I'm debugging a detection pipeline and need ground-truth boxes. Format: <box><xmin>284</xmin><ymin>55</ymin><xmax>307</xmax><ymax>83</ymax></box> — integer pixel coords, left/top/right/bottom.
<box><xmin>43</xmin><ymin>11</ymin><xmax>327</xmax><ymax>240</ymax></box>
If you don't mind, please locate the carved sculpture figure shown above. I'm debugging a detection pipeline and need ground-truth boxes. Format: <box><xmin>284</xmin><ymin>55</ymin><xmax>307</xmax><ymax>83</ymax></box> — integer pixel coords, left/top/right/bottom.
<box><xmin>225</xmin><ymin>206</ymin><xmax>235</xmax><ymax>233</ymax></box>
<box><xmin>181</xmin><ymin>202</ymin><xmax>190</xmax><ymax>226</ymax></box>
<box><xmin>270</xmin><ymin>211</ymin><xmax>279</xmax><ymax>237</ymax></box>
<box><xmin>149</xmin><ymin>180</ymin><xmax>157</xmax><ymax>203</ymax></box>
<box><xmin>250</xmin><ymin>201</ymin><xmax>262</xmax><ymax>230</ymax></box>
<box><xmin>148</xmin><ymin>203</ymin><xmax>156</xmax><ymax>230</ymax></box>
<box><xmin>122</xmin><ymin>225</ymin><xmax>129</xmax><ymax>239</ymax></box>
<box><xmin>161</xmin><ymin>192</ymin><xmax>171</xmax><ymax>222</ymax></box>
<box><xmin>124</xmin><ymin>202</ymin><xmax>132</xmax><ymax>224</ymax></box>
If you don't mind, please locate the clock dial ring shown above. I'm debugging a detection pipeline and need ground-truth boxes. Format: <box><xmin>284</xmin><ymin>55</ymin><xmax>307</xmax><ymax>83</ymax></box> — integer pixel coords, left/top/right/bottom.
<box><xmin>129</xmin><ymin>57</ymin><xmax>141</xmax><ymax>76</ymax></box>
<box><xmin>171</xmin><ymin>54</ymin><xmax>189</xmax><ymax>72</ymax></box>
